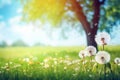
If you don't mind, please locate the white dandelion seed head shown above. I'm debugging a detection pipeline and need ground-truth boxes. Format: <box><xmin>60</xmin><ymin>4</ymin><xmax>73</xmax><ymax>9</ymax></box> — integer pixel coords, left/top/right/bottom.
<box><xmin>95</xmin><ymin>51</ymin><xmax>110</xmax><ymax>64</ymax></box>
<box><xmin>79</xmin><ymin>50</ymin><xmax>87</xmax><ymax>58</ymax></box>
<box><xmin>95</xmin><ymin>32</ymin><xmax>111</xmax><ymax>45</ymax></box>
<box><xmin>114</xmin><ymin>57</ymin><xmax>120</xmax><ymax>64</ymax></box>
<box><xmin>85</xmin><ymin>46</ymin><xmax>97</xmax><ymax>56</ymax></box>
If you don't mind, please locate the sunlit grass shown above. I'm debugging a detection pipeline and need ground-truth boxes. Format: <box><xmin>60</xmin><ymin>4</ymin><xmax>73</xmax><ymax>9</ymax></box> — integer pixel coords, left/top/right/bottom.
<box><xmin>0</xmin><ymin>46</ymin><xmax>120</xmax><ymax>80</ymax></box>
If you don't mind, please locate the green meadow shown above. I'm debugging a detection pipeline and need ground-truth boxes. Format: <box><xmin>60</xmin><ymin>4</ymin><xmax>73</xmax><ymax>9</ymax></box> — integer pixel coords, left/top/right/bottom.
<box><xmin>0</xmin><ymin>46</ymin><xmax>120</xmax><ymax>80</ymax></box>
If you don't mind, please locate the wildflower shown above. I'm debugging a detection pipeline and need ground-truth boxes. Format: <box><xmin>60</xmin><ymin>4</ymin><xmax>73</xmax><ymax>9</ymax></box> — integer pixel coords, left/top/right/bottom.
<box><xmin>114</xmin><ymin>57</ymin><xmax>120</xmax><ymax>64</ymax></box>
<box><xmin>44</xmin><ymin>64</ymin><xmax>49</xmax><ymax>68</ymax></box>
<box><xmin>82</xmin><ymin>60</ymin><xmax>88</xmax><ymax>64</ymax></box>
<box><xmin>89</xmin><ymin>74</ymin><xmax>93</xmax><ymax>78</ymax></box>
<box><xmin>72</xmin><ymin>73</ymin><xmax>77</xmax><ymax>76</ymax></box>
<box><xmin>74</xmin><ymin>67</ymin><xmax>79</xmax><ymax>72</ymax></box>
<box><xmin>91</xmin><ymin>59</ymin><xmax>96</xmax><ymax>62</ymax></box>
<box><xmin>54</xmin><ymin>61</ymin><xmax>57</xmax><ymax>65</ymax></box>
<box><xmin>44</xmin><ymin>58</ymin><xmax>49</xmax><ymax>63</ymax></box>
<box><xmin>64</xmin><ymin>60</ymin><xmax>72</xmax><ymax>65</ymax></box>
<box><xmin>72</xmin><ymin>59</ymin><xmax>80</xmax><ymax>64</ymax></box>
<box><xmin>23</xmin><ymin>58</ymin><xmax>30</xmax><ymax>62</ymax></box>
<box><xmin>5</xmin><ymin>63</ymin><xmax>9</xmax><ymax>66</ymax></box>
<box><xmin>13</xmin><ymin>64</ymin><xmax>21</xmax><ymax>68</ymax></box>
<box><xmin>85</xmin><ymin>46</ymin><xmax>96</xmax><ymax>56</ymax></box>
<box><xmin>79</xmin><ymin>50</ymin><xmax>87</xmax><ymax>58</ymax></box>
<box><xmin>32</xmin><ymin>57</ymin><xmax>38</xmax><ymax>61</ymax></box>
<box><xmin>95</xmin><ymin>51</ymin><xmax>110</xmax><ymax>64</ymax></box>
<box><xmin>64</xmin><ymin>66</ymin><xmax>67</xmax><ymax>70</ymax></box>
<box><xmin>40</xmin><ymin>62</ymin><xmax>44</xmax><ymax>66</ymax></box>
<box><xmin>28</xmin><ymin>61</ymin><xmax>33</xmax><ymax>65</ymax></box>
<box><xmin>53</xmin><ymin>58</ymin><xmax>57</xmax><ymax>62</ymax></box>
<box><xmin>95</xmin><ymin>32</ymin><xmax>110</xmax><ymax>45</ymax></box>
<box><xmin>9</xmin><ymin>62</ymin><xmax>13</xmax><ymax>64</ymax></box>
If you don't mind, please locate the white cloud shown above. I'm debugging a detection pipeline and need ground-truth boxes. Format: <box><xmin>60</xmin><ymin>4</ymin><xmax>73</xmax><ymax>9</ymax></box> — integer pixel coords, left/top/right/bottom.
<box><xmin>0</xmin><ymin>0</ymin><xmax>12</xmax><ymax>8</ymax></box>
<box><xmin>0</xmin><ymin>15</ymin><xmax>3</xmax><ymax>19</ymax></box>
<box><xmin>2</xmin><ymin>14</ymin><xmax>120</xmax><ymax>46</ymax></box>
<box><xmin>0</xmin><ymin>34</ymin><xmax>3</xmax><ymax>41</ymax></box>
<box><xmin>9</xmin><ymin>16</ymin><xmax>51</xmax><ymax>45</ymax></box>
<box><xmin>0</xmin><ymin>21</ymin><xmax>6</xmax><ymax>29</ymax></box>
<box><xmin>9</xmin><ymin>15</ymin><xmax>21</xmax><ymax>25</ymax></box>
<box><xmin>16</xmin><ymin>8</ymin><xmax>22</xmax><ymax>14</ymax></box>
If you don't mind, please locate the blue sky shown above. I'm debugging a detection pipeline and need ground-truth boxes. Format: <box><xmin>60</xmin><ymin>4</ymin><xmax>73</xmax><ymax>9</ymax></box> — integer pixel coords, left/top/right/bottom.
<box><xmin>0</xmin><ymin>0</ymin><xmax>120</xmax><ymax>46</ymax></box>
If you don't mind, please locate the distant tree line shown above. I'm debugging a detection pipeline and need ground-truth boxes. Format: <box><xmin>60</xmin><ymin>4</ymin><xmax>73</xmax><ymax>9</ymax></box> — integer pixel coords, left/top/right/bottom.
<box><xmin>0</xmin><ymin>40</ymin><xmax>45</xmax><ymax>47</ymax></box>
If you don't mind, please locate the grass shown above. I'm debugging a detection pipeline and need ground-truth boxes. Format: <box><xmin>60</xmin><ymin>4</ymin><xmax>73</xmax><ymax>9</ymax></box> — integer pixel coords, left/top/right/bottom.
<box><xmin>0</xmin><ymin>46</ymin><xmax>120</xmax><ymax>80</ymax></box>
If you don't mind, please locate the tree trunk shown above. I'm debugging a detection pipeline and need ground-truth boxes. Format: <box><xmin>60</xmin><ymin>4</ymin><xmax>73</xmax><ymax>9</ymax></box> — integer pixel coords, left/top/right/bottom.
<box><xmin>86</xmin><ymin>32</ymin><xmax>98</xmax><ymax>50</ymax></box>
<box><xmin>70</xmin><ymin>0</ymin><xmax>105</xmax><ymax>50</ymax></box>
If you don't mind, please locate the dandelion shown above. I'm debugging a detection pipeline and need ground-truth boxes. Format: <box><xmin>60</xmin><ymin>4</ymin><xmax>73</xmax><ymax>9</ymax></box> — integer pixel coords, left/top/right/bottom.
<box><xmin>79</xmin><ymin>50</ymin><xmax>87</xmax><ymax>58</ymax></box>
<box><xmin>95</xmin><ymin>51</ymin><xmax>111</xmax><ymax>79</ymax></box>
<box><xmin>85</xmin><ymin>46</ymin><xmax>96</xmax><ymax>56</ymax></box>
<box><xmin>95</xmin><ymin>32</ymin><xmax>110</xmax><ymax>50</ymax></box>
<box><xmin>114</xmin><ymin>57</ymin><xmax>120</xmax><ymax>64</ymax></box>
<box><xmin>95</xmin><ymin>32</ymin><xmax>110</xmax><ymax>45</ymax></box>
<box><xmin>95</xmin><ymin>51</ymin><xmax>110</xmax><ymax>64</ymax></box>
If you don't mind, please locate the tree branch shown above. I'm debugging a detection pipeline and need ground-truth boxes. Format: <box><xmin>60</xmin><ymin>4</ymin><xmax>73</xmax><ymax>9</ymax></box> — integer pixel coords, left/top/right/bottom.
<box><xmin>70</xmin><ymin>0</ymin><xmax>91</xmax><ymax>33</ymax></box>
<box><xmin>92</xmin><ymin>0</ymin><xmax>101</xmax><ymax>34</ymax></box>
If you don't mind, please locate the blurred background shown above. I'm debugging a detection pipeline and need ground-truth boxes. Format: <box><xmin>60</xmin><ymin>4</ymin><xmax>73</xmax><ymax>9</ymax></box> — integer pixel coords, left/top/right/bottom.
<box><xmin>0</xmin><ymin>0</ymin><xmax>120</xmax><ymax>47</ymax></box>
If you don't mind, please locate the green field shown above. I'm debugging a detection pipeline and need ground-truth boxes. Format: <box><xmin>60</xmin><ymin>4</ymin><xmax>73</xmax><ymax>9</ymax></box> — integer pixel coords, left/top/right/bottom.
<box><xmin>0</xmin><ymin>46</ymin><xmax>120</xmax><ymax>80</ymax></box>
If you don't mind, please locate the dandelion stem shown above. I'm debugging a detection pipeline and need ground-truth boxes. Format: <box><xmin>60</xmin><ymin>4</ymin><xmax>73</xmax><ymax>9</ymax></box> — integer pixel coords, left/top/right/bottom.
<box><xmin>104</xmin><ymin>64</ymin><xmax>106</xmax><ymax>80</ymax></box>
<box><xmin>102</xmin><ymin>44</ymin><xmax>105</xmax><ymax>50</ymax></box>
<box><xmin>90</xmin><ymin>56</ymin><xmax>93</xmax><ymax>71</ymax></box>
<box><xmin>82</xmin><ymin>57</ymin><xmax>86</xmax><ymax>72</ymax></box>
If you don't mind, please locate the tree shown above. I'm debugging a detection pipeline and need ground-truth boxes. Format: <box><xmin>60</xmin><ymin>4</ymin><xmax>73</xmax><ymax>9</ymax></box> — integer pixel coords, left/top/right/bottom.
<box><xmin>0</xmin><ymin>41</ymin><xmax>7</xmax><ymax>47</ymax></box>
<box><xmin>33</xmin><ymin>42</ymin><xmax>45</xmax><ymax>46</ymax></box>
<box><xmin>21</xmin><ymin>0</ymin><xmax>120</xmax><ymax>49</ymax></box>
<box><xmin>12</xmin><ymin>40</ymin><xmax>28</xmax><ymax>47</ymax></box>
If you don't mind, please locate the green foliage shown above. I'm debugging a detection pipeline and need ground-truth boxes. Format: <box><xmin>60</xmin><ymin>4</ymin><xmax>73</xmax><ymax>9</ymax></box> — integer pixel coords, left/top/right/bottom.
<box><xmin>0</xmin><ymin>41</ymin><xmax>7</xmax><ymax>47</ymax></box>
<box><xmin>21</xmin><ymin>0</ymin><xmax>120</xmax><ymax>31</ymax></box>
<box><xmin>11</xmin><ymin>40</ymin><xmax>28</xmax><ymax>47</ymax></box>
<box><xmin>21</xmin><ymin>0</ymin><xmax>67</xmax><ymax>25</ymax></box>
<box><xmin>99</xmin><ymin>0</ymin><xmax>120</xmax><ymax>31</ymax></box>
<box><xmin>0</xmin><ymin>46</ymin><xmax>120</xmax><ymax>80</ymax></box>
